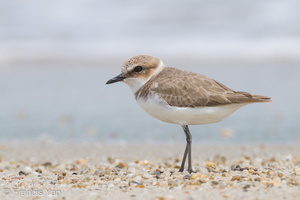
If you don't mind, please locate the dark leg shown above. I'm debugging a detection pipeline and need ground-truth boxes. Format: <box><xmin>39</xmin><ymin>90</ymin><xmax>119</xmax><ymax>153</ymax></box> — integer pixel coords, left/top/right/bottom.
<box><xmin>179</xmin><ymin>125</ymin><xmax>194</xmax><ymax>173</ymax></box>
<box><xmin>179</xmin><ymin>141</ymin><xmax>188</xmax><ymax>172</ymax></box>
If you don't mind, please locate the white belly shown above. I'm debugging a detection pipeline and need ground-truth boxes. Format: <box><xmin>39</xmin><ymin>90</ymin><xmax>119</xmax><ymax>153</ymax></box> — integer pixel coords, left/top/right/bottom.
<box><xmin>137</xmin><ymin>96</ymin><xmax>249</xmax><ymax>125</ymax></box>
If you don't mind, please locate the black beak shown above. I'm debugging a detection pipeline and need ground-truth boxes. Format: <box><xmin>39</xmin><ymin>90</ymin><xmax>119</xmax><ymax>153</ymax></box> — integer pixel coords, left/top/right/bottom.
<box><xmin>106</xmin><ymin>74</ymin><xmax>126</xmax><ymax>84</ymax></box>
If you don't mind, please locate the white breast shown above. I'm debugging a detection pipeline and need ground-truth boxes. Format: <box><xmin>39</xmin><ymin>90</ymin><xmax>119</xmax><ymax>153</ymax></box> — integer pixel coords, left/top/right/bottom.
<box><xmin>136</xmin><ymin>95</ymin><xmax>249</xmax><ymax>125</ymax></box>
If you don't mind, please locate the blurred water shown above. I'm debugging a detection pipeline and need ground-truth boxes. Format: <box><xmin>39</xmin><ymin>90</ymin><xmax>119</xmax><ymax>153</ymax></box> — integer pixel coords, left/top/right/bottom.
<box><xmin>1</xmin><ymin>0</ymin><xmax>300</xmax><ymax>63</ymax></box>
<box><xmin>0</xmin><ymin>0</ymin><xmax>300</xmax><ymax>143</ymax></box>
<box><xmin>0</xmin><ymin>63</ymin><xmax>299</xmax><ymax>144</ymax></box>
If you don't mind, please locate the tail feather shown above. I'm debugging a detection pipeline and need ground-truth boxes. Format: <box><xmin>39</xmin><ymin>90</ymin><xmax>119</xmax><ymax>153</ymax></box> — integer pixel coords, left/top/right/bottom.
<box><xmin>228</xmin><ymin>91</ymin><xmax>272</xmax><ymax>104</ymax></box>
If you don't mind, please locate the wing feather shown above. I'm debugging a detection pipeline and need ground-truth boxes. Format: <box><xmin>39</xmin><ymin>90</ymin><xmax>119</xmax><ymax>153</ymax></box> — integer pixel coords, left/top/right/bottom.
<box><xmin>136</xmin><ymin>67</ymin><xmax>271</xmax><ymax>107</ymax></box>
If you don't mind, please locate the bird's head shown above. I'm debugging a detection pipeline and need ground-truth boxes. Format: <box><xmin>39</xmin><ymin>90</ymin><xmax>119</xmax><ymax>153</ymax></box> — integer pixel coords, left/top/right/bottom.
<box><xmin>106</xmin><ymin>55</ymin><xmax>165</xmax><ymax>93</ymax></box>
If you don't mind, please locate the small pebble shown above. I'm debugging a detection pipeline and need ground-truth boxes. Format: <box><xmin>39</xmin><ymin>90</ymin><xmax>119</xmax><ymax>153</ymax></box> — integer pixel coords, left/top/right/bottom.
<box><xmin>93</xmin><ymin>170</ymin><xmax>105</xmax><ymax>177</ymax></box>
<box><xmin>19</xmin><ymin>171</ymin><xmax>28</xmax><ymax>176</ymax></box>
<box><xmin>206</xmin><ymin>162</ymin><xmax>216</xmax><ymax>169</ymax></box>
<box><xmin>211</xmin><ymin>180</ymin><xmax>219</xmax><ymax>185</ymax></box>
<box><xmin>35</xmin><ymin>168</ymin><xmax>42</xmax><ymax>173</ymax></box>
<box><xmin>231</xmin><ymin>175</ymin><xmax>242</xmax><ymax>181</ymax></box>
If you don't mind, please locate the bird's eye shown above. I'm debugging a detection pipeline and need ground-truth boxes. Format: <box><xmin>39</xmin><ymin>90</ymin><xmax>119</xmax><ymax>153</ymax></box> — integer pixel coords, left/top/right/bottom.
<box><xmin>133</xmin><ymin>66</ymin><xmax>143</xmax><ymax>72</ymax></box>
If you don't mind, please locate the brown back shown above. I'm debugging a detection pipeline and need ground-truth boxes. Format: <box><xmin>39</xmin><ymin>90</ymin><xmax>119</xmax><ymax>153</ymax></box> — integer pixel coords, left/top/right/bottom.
<box><xmin>136</xmin><ymin>67</ymin><xmax>271</xmax><ymax>107</ymax></box>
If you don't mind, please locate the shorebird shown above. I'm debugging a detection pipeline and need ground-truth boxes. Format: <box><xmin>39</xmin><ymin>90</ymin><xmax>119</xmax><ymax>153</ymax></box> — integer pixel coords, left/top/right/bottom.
<box><xmin>106</xmin><ymin>55</ymin><xmax>271</xmax><ymax>173</ymax></box>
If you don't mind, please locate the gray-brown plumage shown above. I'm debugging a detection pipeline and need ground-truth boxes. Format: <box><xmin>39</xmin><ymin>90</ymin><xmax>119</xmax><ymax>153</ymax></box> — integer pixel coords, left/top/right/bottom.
<box><xmin>136</xmin><ymin>67</ymin><xmax>271</xmax><ymax>108</ymax></box>
<box><xmin>107</xmin><ymin>55</ymin><xmax>272</xmax><ymax>174</ymax></box>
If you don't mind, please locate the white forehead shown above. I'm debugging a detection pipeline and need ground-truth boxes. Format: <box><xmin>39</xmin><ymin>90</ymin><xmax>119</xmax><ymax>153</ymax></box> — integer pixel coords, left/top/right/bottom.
<box><xmin>121</xmin><ymin>64</ymin><xmax>135</xmax><ymax>74</ymax></box>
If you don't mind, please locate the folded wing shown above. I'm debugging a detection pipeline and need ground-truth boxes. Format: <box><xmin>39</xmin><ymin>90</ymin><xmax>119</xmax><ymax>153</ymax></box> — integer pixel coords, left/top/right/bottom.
<box><xmin>136</xmin><ymin>67</ymin><xmax>271</xmax><ymax>108</ymax></box>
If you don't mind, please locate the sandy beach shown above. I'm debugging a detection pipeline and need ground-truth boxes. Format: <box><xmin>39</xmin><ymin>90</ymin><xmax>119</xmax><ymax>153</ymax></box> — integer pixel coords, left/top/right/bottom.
<box><xmin>1</xmin><ymin>1</ymin><xmax>300</xmax><ymax>199</ymax></box>
<box><xmin>0</xmin><ymin>141</ymin><xmax>299</xmax><ymax>200</ymax></box>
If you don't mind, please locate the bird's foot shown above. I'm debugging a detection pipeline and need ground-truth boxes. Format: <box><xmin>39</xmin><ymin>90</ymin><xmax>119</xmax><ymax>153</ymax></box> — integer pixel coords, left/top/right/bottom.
<box><xmin>178</xmin><ymin>168</ymin><xmax>184</xmax><ymax>172</ymax></box>
<box><xmin>178</xmin><ymin>168</ymin><xmax>195</xmax><ymax>174</ymax></box>
<box><xmin>187</xmin><ymin>168</ymin><xmax>195</xmax><ymax>174</ymax></box>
